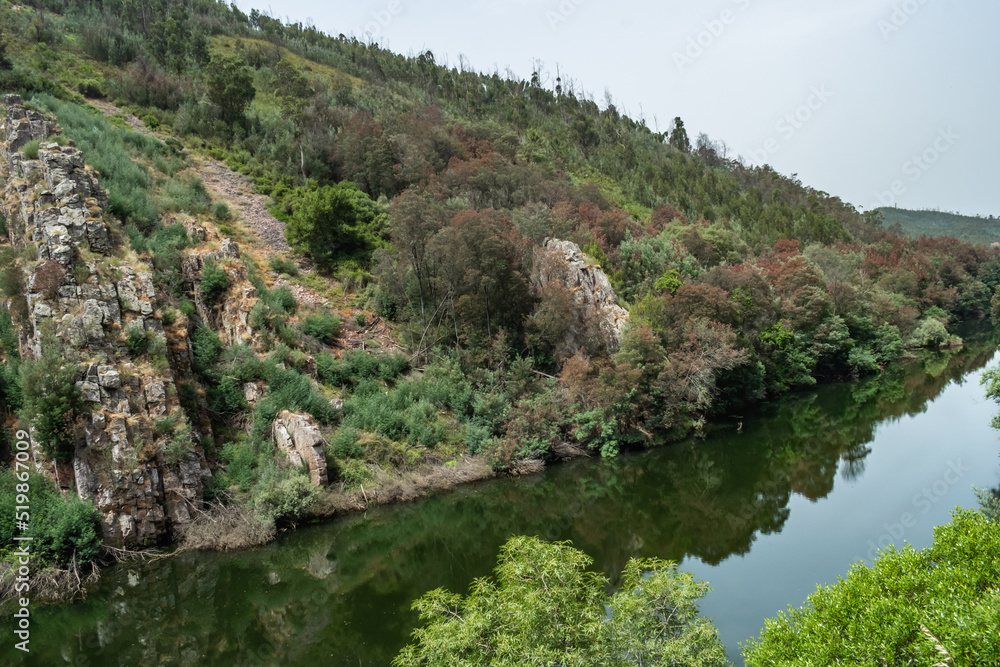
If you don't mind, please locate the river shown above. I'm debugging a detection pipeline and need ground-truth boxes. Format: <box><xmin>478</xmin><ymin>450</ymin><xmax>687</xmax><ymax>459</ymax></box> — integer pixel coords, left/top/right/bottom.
<box><xmin>5</xmin><ymin>327</ymin><xmax>1000</xmax><ymax>666</ymax></box>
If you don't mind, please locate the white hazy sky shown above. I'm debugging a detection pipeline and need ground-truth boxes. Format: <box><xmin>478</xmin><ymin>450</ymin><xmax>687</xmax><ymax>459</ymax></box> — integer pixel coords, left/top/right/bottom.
<box><xmin>236</xmin><ymin>0</ymin><xmax>1000</xmax><ymax>217</ymax></box>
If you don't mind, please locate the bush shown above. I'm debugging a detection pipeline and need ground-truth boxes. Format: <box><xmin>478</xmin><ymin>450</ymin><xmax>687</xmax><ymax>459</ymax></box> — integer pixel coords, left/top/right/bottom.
<box><xmin>0</xmin><ymin>471</ymin><xmax>103</xmax><ymax>568</ymax></box>
<box><xmin>200</xmin><ymin>259</ymin><xmax>230</xmax><ymax>306</ymax></box>
<box><xmin>907</xmin><ymin>317</ymin><xmax>952</xmax><ymax>348</ymax></box>
<box><xmin>317</xmin><ymin>349</ymin><xmax>410</xmax><ymax>388</ymax></box>
<box><xmin>269</xmin><ymin>287</ymin><xmax>297</xmax><ymax>314</ymax></box>
<box><xmin>334</xmin><ymin>457</ymin><xmax>372</xmax><ymax>489</ymax></box>
<box><xmin>18</xmin><ymin>347</ymin><xmax>85</xmax><ymax>462</ymax></box>
<box><xmin>161</xmin><ymin>176</ymin><xmax>210</xmax><ymax>214</ymax></box>
<box><xmin>212</xmin><ymin>201</ymin><xmax>232</xmax><ymax>222</ymax></box>
<box><xmin>191</xmin><ymin>326</ymin><xmax>223</xmax><ymax>374</ymax></box>
<box><xmin>141</xmin><ymin>114</ymin><xmax>160</xmax><ymax>129</ymax></box>
<box><xmin>252</xmin><ymin>468</ymin><xmax>317</xmax><ymax>524</ymax></box>
<box><xmin>178</xmin><ymin>298</ymin><xmax>196</xmax><ymax>318</ymax></box>
<box><xmin>77</xmin><ymin>79</ymin><xmax>104</xmax><ymax>98</ymax></box>
<box><xmin>161</xmin><ymin>419</ymin><xmax>193</xmax><ymax>465</ymax></box>
<box><xmin>302</xmin><ymin>311</ymin><xmax>341</xmax><ymax>344</ymax></box>
<box><xmin>268</xmin><ymin>255</ymin><xmax>298</xmax><ymax>276</ymax></box>
<box><xmin>22</xmin><ymin>138</ymin><xmax>41</xmax><ymax>160</ymax></box>
<box><xmin>125</xmin><ymin>326</ymin><xmax>149</xmax><ymax>355</ymax></box>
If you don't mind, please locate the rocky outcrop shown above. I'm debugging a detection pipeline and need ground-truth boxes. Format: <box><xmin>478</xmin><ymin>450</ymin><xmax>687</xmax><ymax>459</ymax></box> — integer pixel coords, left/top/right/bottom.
<box><xmin>0</xmin><ymin>95</ymin><xmax>210</xmax><ymax>545</ymax></box>
<box><xmin>532</xmin><ymin>239</ymin><xmax>630</xmax><ymax>349</ymax></box>
<box><xmin>272</xmin><ymin>411</ymin><xmax>329</xmax><ymax>486</ymax></box>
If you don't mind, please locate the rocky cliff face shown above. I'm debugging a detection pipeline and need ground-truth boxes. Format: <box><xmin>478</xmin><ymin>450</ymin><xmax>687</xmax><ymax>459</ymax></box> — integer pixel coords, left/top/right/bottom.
<box><xmin>0</xmin><ymin>94</ymin><xmax>210</xmax><ymax>545</ymax></box>
<box><xmin>532</xmin><ymin>239</ymin><xmax>629</xmax><ymax>351</ymax></box>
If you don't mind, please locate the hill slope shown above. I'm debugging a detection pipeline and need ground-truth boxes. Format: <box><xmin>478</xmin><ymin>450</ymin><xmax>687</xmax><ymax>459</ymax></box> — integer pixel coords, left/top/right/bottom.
<box><xmin>0</xmin><ymin>0</ymin><xmax>999</xmax><ymax>579</ymax></box>
<box><xmin>878</xmin><ymin>207</ymin><xmax>1000</xmax><ymax>245</ymax></box>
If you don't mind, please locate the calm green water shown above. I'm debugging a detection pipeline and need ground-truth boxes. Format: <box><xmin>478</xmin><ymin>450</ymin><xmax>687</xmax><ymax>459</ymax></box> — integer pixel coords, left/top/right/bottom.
<box><xmin>6</xmin><ymin>329</ymin><xmax>1000</xmax><ymax>666</ymax></box>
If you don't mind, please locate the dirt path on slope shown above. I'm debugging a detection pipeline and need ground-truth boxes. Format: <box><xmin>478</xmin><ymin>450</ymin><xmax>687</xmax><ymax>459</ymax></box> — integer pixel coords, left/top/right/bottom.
<box><xmin>86</xmin><ymin>98</ymin><xmax>291</xmax><ymax>254</ymax></box>
<box><xmin>83</xmin><ymin>98</ymin><xmax>401</xmax><ymax>347</ymax></box>
<box><xmin>197</xmin><ymin>158</ymin><xmax>292</xmax><ymax>254</ymax></box>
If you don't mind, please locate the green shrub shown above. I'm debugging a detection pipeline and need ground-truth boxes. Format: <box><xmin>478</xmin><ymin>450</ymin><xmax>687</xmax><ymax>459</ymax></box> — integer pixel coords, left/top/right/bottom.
<box><xmin>77</xmin><ymin>79</ymin><xmax>104</xmax><ymax>98</ymax></box>
<box><xmin>396</xmin><ymin>536</ymin><xmax>728</xmax><ymax>666</ymax></box>
<box><xmin>0</xmin><ymin>471</ymin><xmax>103</xmax><ymax>568</ymax></box>
<box><xmin>161</xmin><ymin>307</ymin><xmax>177</xmax><ymax>326</ymax></box>
<box><xmin>252</xmin><ymin>468</ymin><xmax>317</xmax><ymax>524</ymax></box>
<box><xmin>162</xmin><ymin>420</ymin><xmax>192</xmax><ymax>465</ymax></box>
<box><xmin>329</xmin><ymin>426</ymin><xmax>362</xmax><ymax>459</ymax></box>
<box><xmin>22</xmin><ymin>138</ymin><xmax>41</xmax><ymax>160</ymax></box>
<box><xmin>317</xmin><ymin>349</ymin><xmax>410</xmax><ymax>388</ymax></box>
<box><xmin>161</xmin><ymin>176</ymin><xmax>210</xmax><ymax>214</ymax></box>
<box><xmin>191</xmin><ymin>326</ymin><xmax>223</xmax><ymax>374</ymax></box>
<box><xmin>268</xmin><ymin>287</ymin><xmax>297</xmax><ymax>314</ymax></box>
<box><xmin>975</xmin><ymin>486</ymin><xmax>1000</xmax><ymax>523</ymax></box>
<box><xmin>212</xmin><ymin>201</ymin><xmax>232</xmax><ymax>222</ymax></box>
<box><xmin>907</xmin><ymin>317</ymin><xmax>953</xmax><ymax>348</ymax></box>
<box><xmin>125</xmin><ymin>326</ymin><xmax>149</xmax><ymax>355</ymax></box>
<box><xmin>268</xmin><ymin>255</ymin><xmax>298</xmax><ymax>276</ymax></box>
<box><xmin>302</xmin><ymin>311</ymin><xmax>341</xmax><ymax>344</ymax></box>
<box><xmin>335</xmin><ymin>457</ymin><xmax>372</xmax><ymax>489</ymax></box>
<box><xmin>200</xmin><ymin>259</ymin><xmax>230</xmax><ymax>306</ymax></box>
<box><xmin>207</xmin><ymin>375</ymin><xmax>247</xmax><ymax>417</ymax></box>
<box><xmin>0</xmin><ymin>305</ymin><xmax>19</xmax><ymax>362</ymax></box>
<box><xmin>178</xmin><ymin>298</ymin><xmax>196</xmax><ymax>318</ymax></box>
<box><xmin>355</xmin><ymin>312</ymin><xmax>366</xmax><ymax>327</ymax></box>
<box><xmin>141</xmin><ymin>114</ymin><xmax>159</xmax><ymax>129</ymax></box>
<box><xmin>17</xmin><ymin>347</ymin><xmax>85</xmax><ymax>462</ymax></box>
<box><xmin>0</xmin><ymin>211</ymin><xmax>7</xmax><ymax>238</ymax></box>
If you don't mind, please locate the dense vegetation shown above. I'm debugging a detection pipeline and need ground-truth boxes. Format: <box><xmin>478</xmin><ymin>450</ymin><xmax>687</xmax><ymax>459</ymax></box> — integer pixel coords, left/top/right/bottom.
<box><xmin>0</xmin><ymin>1</ymin><xmax>996</xmax><ymax>662</ymax></box>
<box><xmin>878</xmin><ymin>206</ymin><xmax>1000</xmax><ymax>245</ymax></box>
<box><xmin>395</xmin><ymin>535</ymin><xmax>730</xmax><ymax>667</ymax></box>
<box><xmin>743</xmin><ymin>509</ymin><xmax>1000</xmax><ymax>665</ymax></box>
<box><xmin>0</xmin><ymin>0</ymin><xmax>997</xmax><ymax>501</ymax></box>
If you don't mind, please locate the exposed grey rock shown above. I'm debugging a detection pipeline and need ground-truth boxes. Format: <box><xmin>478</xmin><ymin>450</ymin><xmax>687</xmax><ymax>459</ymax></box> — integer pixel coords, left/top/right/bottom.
<box><xmin>532</xmin><ymin>239</ymin><xmax>630</xmax><ymax>350</ymax></box>
<box><xmin>220</xmin><ymin>238</ymin><xmax>240</xmax><ymax>258</ymax></box>
<box><xmin>98</xmin><ymin>366</ymin><xmax>121</xmax><ymax>389</ymax></box>
<box><xmin>273</xmin><ymin>411</ymin><xmax>329</xmax><ymax>486</ymax></box>
<box><xmin>77</xmin><ymin>381</ymin><xmax>101</xmax><ymax>403</ymax></box>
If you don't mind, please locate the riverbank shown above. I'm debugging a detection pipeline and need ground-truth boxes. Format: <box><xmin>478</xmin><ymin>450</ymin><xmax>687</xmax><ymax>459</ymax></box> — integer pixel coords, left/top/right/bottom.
<box><xmin>5</xmin><ymin>339</ymin><xmax>996</xmax><ymax>667</ymax></box>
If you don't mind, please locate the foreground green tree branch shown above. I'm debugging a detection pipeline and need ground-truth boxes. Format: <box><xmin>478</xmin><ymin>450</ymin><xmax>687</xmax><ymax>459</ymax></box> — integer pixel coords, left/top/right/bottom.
<box><xmin>394</xmin><ymin>535</ymin><xmax>731</xmax><ymax>667</ymax></box>
<box><xmin>743</xmin><ymin>509</ymin><xmax>1000</xmax><ymax>666</ymax></box>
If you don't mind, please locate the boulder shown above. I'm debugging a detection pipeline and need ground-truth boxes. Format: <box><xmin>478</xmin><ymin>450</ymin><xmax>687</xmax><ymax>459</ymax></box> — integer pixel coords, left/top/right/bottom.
<box><xmin>272</xmin><ymin>411</ymin><xmax>329</xmax><ymax>487</ymax></box>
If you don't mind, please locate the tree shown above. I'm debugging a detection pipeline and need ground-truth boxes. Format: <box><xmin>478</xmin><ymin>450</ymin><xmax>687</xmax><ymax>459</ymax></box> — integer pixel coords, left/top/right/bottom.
<box><xmin>669</xmin><ymin>117</ymin><xmax>691</xmax><ymax>153</ymax></box>
<box><xmin>283</xmin><ymin>181</ymin><xmax>388</xmax><ymax>269</ymax></box>
<box><xmin>744</xmin><ymin>510</ymin><xmax>1000</xmax><ymax>666</ymax></box>
<box><xmin>206</xmin><ymin>55</ymin><xmax>255</xmax><ymax>125</ymax></box>
<box><xmin>394</xmin><ymin>535</ymin><xmax>731</xmax><ymax>667</ymax></box>
<box><xmin>18</xmin><ymin>346</ymin><xmax>85</xmax><ymax>462</ymax></box>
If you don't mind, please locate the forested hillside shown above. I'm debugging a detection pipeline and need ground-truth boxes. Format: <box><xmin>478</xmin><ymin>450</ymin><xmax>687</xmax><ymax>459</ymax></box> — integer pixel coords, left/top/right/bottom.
<box><xmin>1</xmin><ymin>0</ymin><xmax>999</xmax><ymax>576</ymax></box>
<box><xmin>878</xmin><ymin>206</ymin><xmax>1000</xmax><ymax>245</ymax></box>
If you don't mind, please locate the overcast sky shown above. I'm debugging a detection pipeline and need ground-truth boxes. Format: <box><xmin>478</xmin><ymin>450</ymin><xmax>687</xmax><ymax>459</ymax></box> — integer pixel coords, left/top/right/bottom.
<box><xmin>238</xmin><ymin>0</ymin><xmax>1000</xmax><ymax>217</ymax></box>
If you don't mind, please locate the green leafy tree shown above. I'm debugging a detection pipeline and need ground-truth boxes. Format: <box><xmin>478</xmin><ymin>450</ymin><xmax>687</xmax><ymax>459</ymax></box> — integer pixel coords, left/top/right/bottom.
<box><xmin>284</xmin><ymin>182</ymin><xmax>387</xmax><ymax>270</ymax></box>
<box><xmin>394</xmin><ymin>535</ymin><xmax>731</xmax><ymax>667</ymax></box>
<box><xmin>744</xmin><ymin>510</ymin><xmax>1000</xmax><ymax>666</ymax></box>
<box><xmin>18</xmin><ymin>346</ymin><xmax>85</xmax><ymax>462</ymax></box>
<box><xmin>206</xmin><ymin>55</ymin><xmax>255</xmax><ymax>125</ymax></box>
<box><xmin>669</xmin><ymin>116</ymin><xmax>691</xmax><ymax>153</ymax></box>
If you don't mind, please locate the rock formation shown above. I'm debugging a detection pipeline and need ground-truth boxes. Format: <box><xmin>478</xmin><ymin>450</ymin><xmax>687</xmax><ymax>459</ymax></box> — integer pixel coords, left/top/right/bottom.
<box><xmin>272</xmin><ymin>411</ymin><xmax>329</xmax><ymax>486</ymax></box>
<box><xmin>0</xmin><ymin>95</ymin><xmax>210</xmax><ymax>544</ymax></box>
<box><xmin>532</xmin><ymin>238</ymin><xmax>630</xmax><ymax>350</ymax></box>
